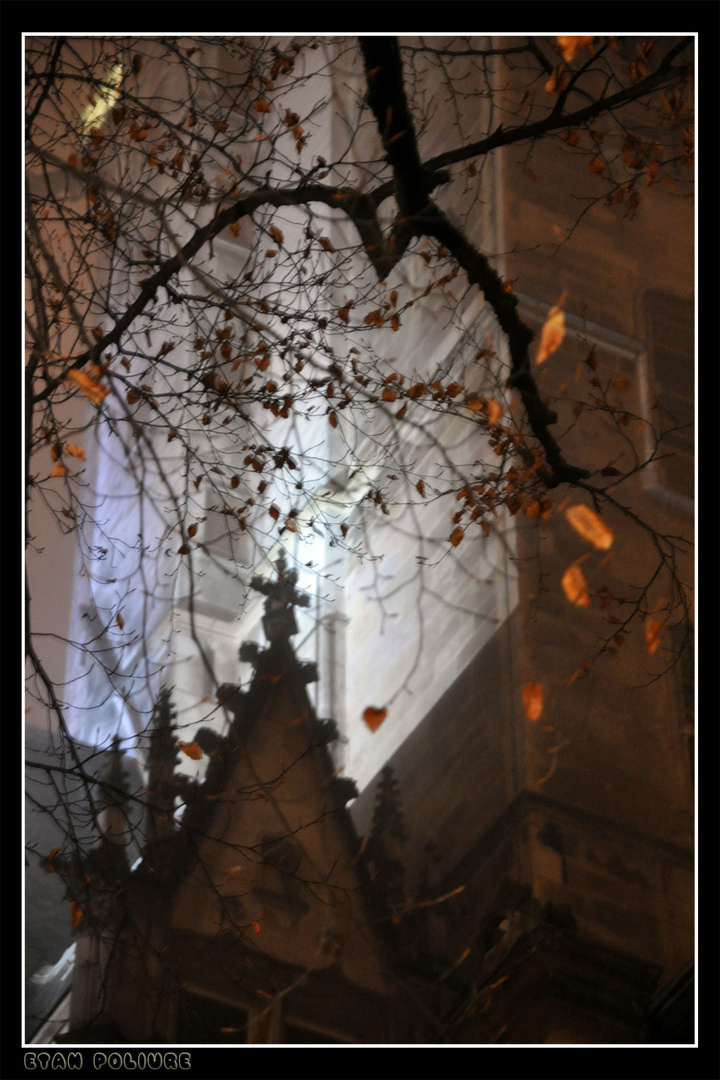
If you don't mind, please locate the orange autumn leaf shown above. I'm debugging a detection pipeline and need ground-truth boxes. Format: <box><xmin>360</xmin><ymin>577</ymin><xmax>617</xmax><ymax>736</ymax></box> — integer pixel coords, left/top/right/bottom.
<box><xmin>70</xmin><ymin>902</ymin><xmax>83</xmax><ymax>928</ymax></box>
<box><xmin>561</xmin><ymin>564</ymin><xmax>591</xmax><ymax>608</ymax></box>
<box><xmin>178</xmin><ymin>741</ymin><xmax>203</xmax><ymax>760</ymax></box>
<box><xmin>612</xmin><ymin>376</ymin><xmax>631</xmax><ymax>391</ymax></box>
<box><xmin>251</xmin><ymin>920</ymin><xmax>262</xmax><ymax>935</ymax></box>
<box><xmin>116</xmin><ymin>613</ymin><xmax>124</xmax><ymax>629</ymax></box>
<box><xmin>66</xmin><ymin>368</ymin><xmax>111</xmax><ymax>405</ymax></box>
<box><xmin>545</xmin><ymin>64</ymin><xmax>568</xmax><ymax>94</ymax></box>
<box><xmin>268</xmin><ymin>224</ymin><xmax>284</xmax><ymax>245</ymax></box>
<box><xmin>535</xmin><ymin>293</ymin><xmax>567</xmax><ymax>364</ymax></box>
<box><xmin>51</xmin><ymin>463</ymin><xmax>69</xmax><ymax>477</ymax></box>
<box><xmin>416</xmin><ymin>479</ymin><xmax>426</xmax><ymax>498</ymax></box>
<box><xmin>565</xmin><ymin>504</ymin><xmax>614</xmax><ymax>550</ymax></box>
<box><xmin>363</xmin><ymin>706</ymin><xmax>387</xmax><ymax>732</ymax></box>
<box><xmin>522</xmin><ymin>682</ymin><xmax>544</xmax><ymax>721</ymax></box>
<box><xmin>487</xmin><ymin>399</ymin><xmax>503</xmax><ymax>426</ymax></box>
<box><xmin>645</xmin><ymin>619</ymin><xmax>662</xmax><ymax>655</ymax></box>
<box><xmin>253</xmin><ymin>98</ymin><xmax>271</xmax><ymax>113</ymax></box>
<box><xmin>66</xmin><ymin>444</ymin><xmax>85</xmax><ymax>459</ymax></box>
<box><xmin>556</xmin><ymin>36</ymin><xmax>593</xmax><ymax>63</ymax></box>
<box><xmin>328</xmin><ymin>411</ymin><xmax>338</xmax><ymax>428</ymax></box>
<box><xmin>465</xmin><ymin>392</ymin><xmax>485</xmax><ymax>412</ymax></box>
<box><xmin>449</xmin><ymin>525</ymin><xmax>464</xmax><ymax>547</ymax></box>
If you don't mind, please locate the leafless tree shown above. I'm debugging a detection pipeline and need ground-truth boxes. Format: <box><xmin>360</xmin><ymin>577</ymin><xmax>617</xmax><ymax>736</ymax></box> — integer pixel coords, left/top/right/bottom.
<box><xmin>24</xmin><ymin>34</ymin><xmax>694</xmax><ymax>1043</ymax></box>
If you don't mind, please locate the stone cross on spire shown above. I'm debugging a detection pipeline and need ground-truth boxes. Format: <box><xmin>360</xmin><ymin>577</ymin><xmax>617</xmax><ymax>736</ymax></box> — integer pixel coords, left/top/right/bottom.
<box><xmin>250</xmin><ymin>552</ymin><xmax>311</xmax><ymax>643</ymax></box>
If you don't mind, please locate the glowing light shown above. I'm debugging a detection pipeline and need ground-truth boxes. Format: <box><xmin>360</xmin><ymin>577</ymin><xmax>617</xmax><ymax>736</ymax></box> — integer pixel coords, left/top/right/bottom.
<box><xmin>79</xmin><ymin>61</ymin><xmax>124</xmax><ymax>135</ymax></box>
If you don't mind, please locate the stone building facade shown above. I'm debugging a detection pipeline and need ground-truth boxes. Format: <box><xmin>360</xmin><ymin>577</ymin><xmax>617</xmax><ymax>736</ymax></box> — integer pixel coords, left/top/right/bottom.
<box><xmin>49</xmin><ymin>556</ymin><xmax>691</xmax><ymax>1043</ymax></box>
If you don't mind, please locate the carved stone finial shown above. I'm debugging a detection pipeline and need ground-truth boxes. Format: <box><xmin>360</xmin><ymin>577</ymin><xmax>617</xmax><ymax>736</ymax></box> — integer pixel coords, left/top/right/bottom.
<box><xmin>145</xmin><ymin>689</ymin><xmax>180</xmax><ymax>849</ymax></box>
<box><xmin>365</xmin><ymin>766</ymin><xmax>408</xmax><ymax>919</ymax></box>
<box><xmin>97</xmin><ymin>736</ymin><xmax>132</xmax><ymax>852</ymax></box>
<box><xmin>250</xmin><ymin>553</ymin><xmax>311</xmax><ymax>643</ymax></box>
<box><xmin>99</xmin><ymin>736</ymin><xmax>131</xmax><ymax>809</ymax></box>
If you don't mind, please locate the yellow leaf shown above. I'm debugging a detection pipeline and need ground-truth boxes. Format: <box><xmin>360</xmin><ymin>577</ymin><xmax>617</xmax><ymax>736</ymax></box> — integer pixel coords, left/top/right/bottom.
<box><xmin>535</xmin><ymin>293</ymin><xmax>567</xmax><ymax>364</ymax></box>
<box><xmin>522</xmin><ymin>682</ymin><xmax>544</xmax><ymax>722</ymax></box>
<box><xmin>66</xmin><ymin>444</ymin><xmax>85</xmax><ymax>459</ymax></box>
<box><xmin>178</xmin><ymin>741</ymin><xmax>203</xmax><ymax>760</ymax></box>
<box><xmin>561</xmin><ymin>565</ymin><xmax>591</xmax><ymax>608</ymax></box>
<box><xmin>66</xmin><ymin>368</ymin><xmax>110</xmax><ymax>405</ymax></box>
<box><xmin>645</xmin><ymin>619</ymin><xmax>662</xmax><ymax>655</ymax></box>
<box><xmin>51</xmin><ymin>464</ymin><xmax>69</xmax><ymax>477</ymax></box>
<box><xmin>556</xmin><ymin>36</ymin><xmax>593</xmax><ymax>63</ymax></box>
<box><xmin>565</xmin><ymin>504</ymin><xmax>614</xmax><ymax>550</ymax></box>
<box><xmin>363</xmin><ymin>706</ymin><xmax>387</xmax><ymax>732</ymax></box>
